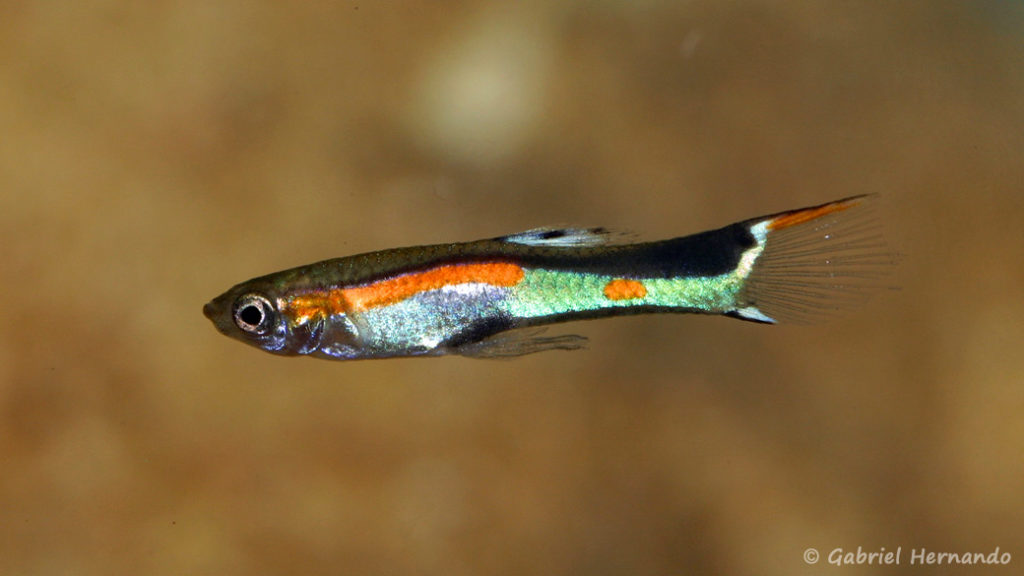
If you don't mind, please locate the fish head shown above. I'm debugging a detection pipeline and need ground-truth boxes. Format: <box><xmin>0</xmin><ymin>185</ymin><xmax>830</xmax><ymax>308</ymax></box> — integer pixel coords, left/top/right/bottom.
<box><xmin>203</xmin><ymin>280</ymin><xmax>330</xmax><ymax>357</ymax></box>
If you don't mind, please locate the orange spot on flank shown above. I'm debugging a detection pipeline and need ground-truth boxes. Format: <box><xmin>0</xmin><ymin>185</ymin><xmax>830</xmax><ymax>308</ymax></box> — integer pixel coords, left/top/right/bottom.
<box><xmin>343</xmin><ymin>262</ymin><xmax>525</xmax><ymax>311</ymax></box>
<box><xmin>604</xmin><ymin>278</ymin><xmax>647</xmax><ymax>301</ymax></box>
<box><xmin>767</xmin><ymin>198</ymin><xmax>859</xmax><ymax>231</ymax></box>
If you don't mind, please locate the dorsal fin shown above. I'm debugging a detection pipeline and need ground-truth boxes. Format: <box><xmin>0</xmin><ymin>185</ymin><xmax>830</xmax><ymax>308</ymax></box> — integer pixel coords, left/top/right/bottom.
<box><xmin>498</xmin><ymin>227</ymin><xmax>629</xmax><ymax>247</ymax></box>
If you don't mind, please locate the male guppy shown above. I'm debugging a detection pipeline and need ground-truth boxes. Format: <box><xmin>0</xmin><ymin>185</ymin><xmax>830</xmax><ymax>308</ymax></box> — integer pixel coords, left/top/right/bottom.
<box><xmin>204</xmin><ymin>195</ymin><xmax>892</xmax><ymax>360</ymax></box>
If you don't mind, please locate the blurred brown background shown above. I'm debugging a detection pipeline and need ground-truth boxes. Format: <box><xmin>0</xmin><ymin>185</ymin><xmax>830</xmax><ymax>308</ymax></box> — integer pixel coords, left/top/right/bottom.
<box><xmin>2</xmin><ymin>2</ymin><xmax>1022</xmax><ymax>575</ymax></box>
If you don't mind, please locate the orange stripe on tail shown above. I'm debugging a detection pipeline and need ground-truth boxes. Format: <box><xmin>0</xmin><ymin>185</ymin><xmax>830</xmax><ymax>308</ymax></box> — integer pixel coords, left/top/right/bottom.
<box><xmin>767</xmin><ymin>196</ymin><xmax>862</xmax><ymax>231</ymax></box>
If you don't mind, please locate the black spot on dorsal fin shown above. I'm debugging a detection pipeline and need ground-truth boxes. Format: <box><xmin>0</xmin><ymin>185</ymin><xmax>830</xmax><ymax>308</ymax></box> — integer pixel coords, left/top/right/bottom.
<box><xmin>499</xmin><ymin>227</ymin><xmax>626</xmax><ymax>247</ymax></box>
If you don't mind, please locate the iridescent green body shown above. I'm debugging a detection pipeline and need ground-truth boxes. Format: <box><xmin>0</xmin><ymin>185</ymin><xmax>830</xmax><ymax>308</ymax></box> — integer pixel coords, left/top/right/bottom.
<box><xmin>505</xmin><ymin>268</ymin><xmax>744</xmax><ymax>319</ymax></box>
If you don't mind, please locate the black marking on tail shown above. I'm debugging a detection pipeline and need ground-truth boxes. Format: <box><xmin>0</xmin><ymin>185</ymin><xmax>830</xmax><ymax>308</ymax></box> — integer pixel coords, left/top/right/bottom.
<box><xmin>497</xmin><ymin>223</ymin><xmax>759</xmax><ymax>279</ymax></box>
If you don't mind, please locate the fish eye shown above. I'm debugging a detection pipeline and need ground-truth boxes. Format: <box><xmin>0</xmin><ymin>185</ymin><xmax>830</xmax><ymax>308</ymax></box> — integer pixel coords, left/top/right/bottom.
<box><xmin>233</xmin><ymin>294</ymin><xmax>275</xmax><ymax>334</ymax></box>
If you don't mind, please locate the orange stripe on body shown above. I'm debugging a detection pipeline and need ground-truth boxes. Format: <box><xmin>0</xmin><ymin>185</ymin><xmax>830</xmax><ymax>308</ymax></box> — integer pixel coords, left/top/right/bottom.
<box><xmin>343</xmin><ymin>262</ymin><xmax>525</xmax><ymax>311</ymax></box>
<box><xmin>603</xmin><ymin>278</ymin><xmax>647</xmax><ymax>301</ymax></box>
<box><xmin>767</xmin><ymin>197</ymin><xmax>860</xmax><ymax>231</ymax></box>
<box><xmin>283</xmin><ymin>262</ymin><xmax>525</xmax><ymax>320</ymax></box>
<box><xmin>284</xmin><ymin>291</ymin><xmax>350</xmax><ymax>323</ymax></box>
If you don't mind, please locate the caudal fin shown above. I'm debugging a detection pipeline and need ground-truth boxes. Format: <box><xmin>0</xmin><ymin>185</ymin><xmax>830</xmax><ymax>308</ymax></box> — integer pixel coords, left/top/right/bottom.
<box><xmin>731</xmin><ymin>195</ymin><xmax>898</xmax><ymax>324</ymax></box>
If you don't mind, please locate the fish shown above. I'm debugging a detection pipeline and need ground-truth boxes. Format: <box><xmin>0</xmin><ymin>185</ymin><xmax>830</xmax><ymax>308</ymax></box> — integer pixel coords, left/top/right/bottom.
<box><xmin>203</xmin><ymin>195</ymin><xmax>894</xmax><ymax>360</ymax></box>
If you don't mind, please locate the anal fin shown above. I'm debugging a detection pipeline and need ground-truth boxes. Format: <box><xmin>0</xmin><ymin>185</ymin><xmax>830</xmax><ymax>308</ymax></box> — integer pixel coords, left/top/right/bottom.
<box><xmin>454</xmin><ymin>328</ymin><xmax>588</xmax><ymax>359</ymax></box>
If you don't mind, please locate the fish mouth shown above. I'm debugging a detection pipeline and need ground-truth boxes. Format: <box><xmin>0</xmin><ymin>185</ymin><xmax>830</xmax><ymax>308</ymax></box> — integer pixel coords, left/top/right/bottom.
<box><xmin>202</xmin><ymin>298</ymin><xmax>238</xmax><ymax>338</ymax></box>
<box><xmin>202</xmin><ymin>299</ymin><xmax>231</xmax><ymax>333</ymax></box>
